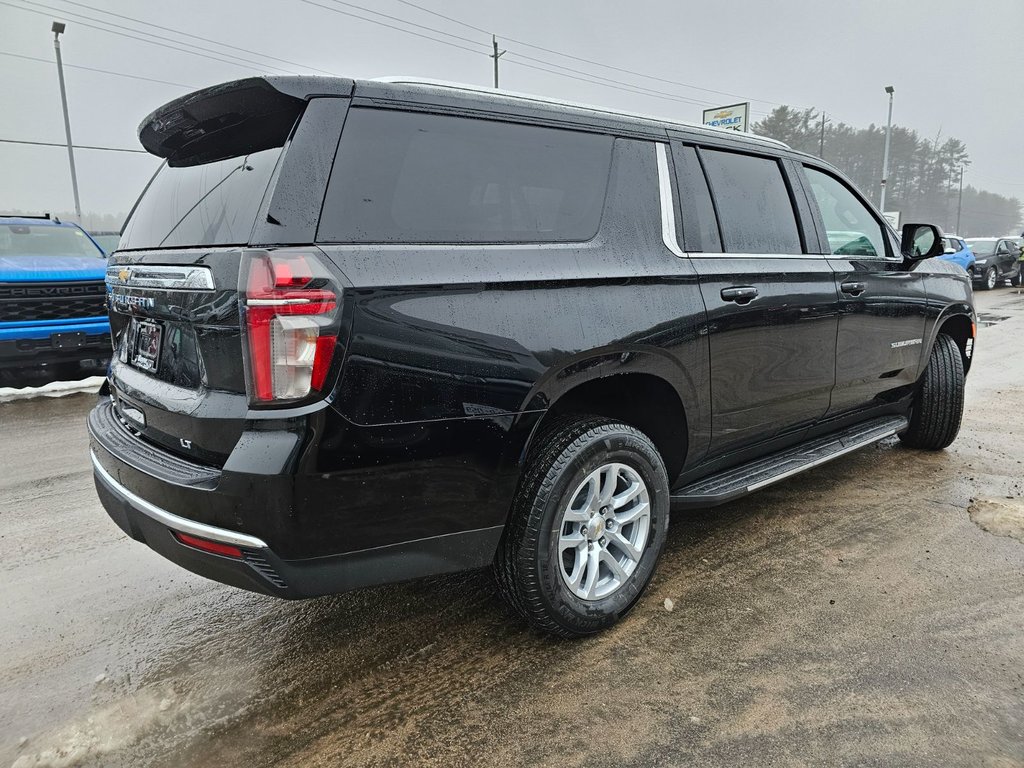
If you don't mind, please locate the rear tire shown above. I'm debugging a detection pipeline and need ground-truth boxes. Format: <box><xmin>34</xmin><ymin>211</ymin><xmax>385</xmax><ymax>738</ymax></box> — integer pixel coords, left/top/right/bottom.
<box><xmin>495</xmin><ymin>415</ymin><xmax>670</xmax><ymax>637</ymax></box>
<box><xmin>899</xmin><ymin>334</ymin><xmax>965</xmax><ymax>450</ymax></box>
<box><xmin>1011</xmin><ymin>267</ymin><xmax>1022</xmax><ymax>287</ymax></box>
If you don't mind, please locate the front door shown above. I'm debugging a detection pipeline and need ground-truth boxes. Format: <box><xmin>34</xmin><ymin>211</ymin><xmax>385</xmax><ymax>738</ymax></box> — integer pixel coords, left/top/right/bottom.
<box><xmin>801</xmin><ymin>165</ymin><xmax>928</xmax><ymax>416</ymax></box>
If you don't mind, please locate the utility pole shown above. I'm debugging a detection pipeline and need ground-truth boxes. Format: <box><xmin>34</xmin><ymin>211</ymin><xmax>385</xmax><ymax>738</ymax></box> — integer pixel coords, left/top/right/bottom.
<box><xmin>818</xmin><ymin>111</ymin><xmax>828</xmax><ymax>158</ymax></box>
<box><xmin>52</xmin><ymin>21</ymin><xmax>82</xmax><ymax>221</ymax></box>
<box><xmin>955</xmin><ymin>165</ymin><xmax>964</xmax><ymax>234</ymax></box>
<box><xmin>491</xmin><ymin>35</ymin><xmax>505</xmax><ymax>89</ymax></box>
<box><xmin>879</xmin><ymin>85</ymin><xmax>894</xmax><ymax>212</ymax></box>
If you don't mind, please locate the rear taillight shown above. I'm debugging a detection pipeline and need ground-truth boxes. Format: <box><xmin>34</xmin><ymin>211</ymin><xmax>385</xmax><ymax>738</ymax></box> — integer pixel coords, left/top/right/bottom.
<box><xmin>243</xmin><ymin>251</ymin><xmax>339</xmax><ymax>403</ymax></box>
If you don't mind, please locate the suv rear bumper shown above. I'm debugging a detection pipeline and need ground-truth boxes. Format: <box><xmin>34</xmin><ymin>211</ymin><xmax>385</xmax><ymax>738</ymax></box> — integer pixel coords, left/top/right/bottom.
<box><xmin>88</xmin><ymin>398</ymin><xmax>505</xmax><ymax>598</ymax></box>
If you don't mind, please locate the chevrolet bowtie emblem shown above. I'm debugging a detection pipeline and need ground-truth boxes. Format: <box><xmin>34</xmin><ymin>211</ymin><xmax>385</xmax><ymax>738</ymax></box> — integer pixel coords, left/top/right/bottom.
<box><xmin>118</xmin><ymin>268</ymin><xmax>131</xmax><ymax>283</ymax></box>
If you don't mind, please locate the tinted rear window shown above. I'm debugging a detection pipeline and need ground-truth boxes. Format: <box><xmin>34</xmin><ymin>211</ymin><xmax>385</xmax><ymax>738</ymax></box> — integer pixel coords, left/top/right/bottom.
<box><xmin>700</xmin><ymin>149</ymin><xmax>802</xmax><ymax>254</ymax></box>
<box><xmin>672</xmin><ymin>144</ymin><xmax>721</xmax><ymax>253</ymax></box>
<box><xmin>318</xmin><ymin>109</ymin><xmax>613</xmax><ymax>244</ymax></box>
<box><xmin>118</xmin><ymin>148</ymin><xmax>280</xmax><ymax>250</ymax></box>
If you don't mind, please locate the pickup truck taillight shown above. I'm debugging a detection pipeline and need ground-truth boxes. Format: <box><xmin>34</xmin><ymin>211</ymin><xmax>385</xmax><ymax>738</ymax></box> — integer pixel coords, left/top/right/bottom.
<box><xmin>243</xmin><ymin>250</ymin><xmax>339</xmax><ymax>403</ymax></box>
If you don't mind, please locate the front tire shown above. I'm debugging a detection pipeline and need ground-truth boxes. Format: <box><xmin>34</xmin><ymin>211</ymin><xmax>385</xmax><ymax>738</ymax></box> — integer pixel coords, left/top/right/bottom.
<box><xmin>496</xmin><ymin>415</ymin><xmax>670</xmax><ymax>637</ymax></box>
<box><xmin>982</xmin><ymin>266</ymin><xmax>997</xmax><ymax>290</ymax></box>
<box><xmin>1011</xmin><ymin>267</ymin><xmax>1022</xmax><ymax>287</ymax></box>
<box><xmin>899</xmin><ymin>334</ymin><xmax>965</xmax><ymax>450</ymax></box>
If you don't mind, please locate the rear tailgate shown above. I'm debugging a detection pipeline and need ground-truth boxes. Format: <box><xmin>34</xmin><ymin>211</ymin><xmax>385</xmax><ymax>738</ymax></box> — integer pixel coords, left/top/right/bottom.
<box><xmin>106</xmin><ymin>76</ymin><xmax>353</xmax><ymax>467</ymax></box>
<box><xmin>106</xmin><ymin>249</ymin><xmax>248</xmax><ymax>465</ymax></box>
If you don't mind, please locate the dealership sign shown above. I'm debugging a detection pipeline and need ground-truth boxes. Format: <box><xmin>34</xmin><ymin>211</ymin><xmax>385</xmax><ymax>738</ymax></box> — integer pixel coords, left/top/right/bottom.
<box><xmin>702</xmin><ymin>102</ymin><xmax>750</xmax><ymax>133</ymax></box>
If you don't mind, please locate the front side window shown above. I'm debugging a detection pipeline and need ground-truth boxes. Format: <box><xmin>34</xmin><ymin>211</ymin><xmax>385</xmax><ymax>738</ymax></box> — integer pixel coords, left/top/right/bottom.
<box><xmin>699</xmin><ymin>149</ymin><xmax>802</xmax><ymax>254</ymax></box>
<box><xmin>804</xmin><ymin>167</ymin><xmax>886</xmax><ymax>258</ymax></box>
<box><xmin>318</xmin><ymin>109</ymin><xmax>614</xmax><ymax>244</ymax></box>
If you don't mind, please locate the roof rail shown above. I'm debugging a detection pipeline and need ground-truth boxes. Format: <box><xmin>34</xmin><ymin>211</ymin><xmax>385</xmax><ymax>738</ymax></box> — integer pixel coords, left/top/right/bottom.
<box><xmin>370</xmin><ymin>76</ymin><xmax>789</xmax><ymax>149</ymax></box>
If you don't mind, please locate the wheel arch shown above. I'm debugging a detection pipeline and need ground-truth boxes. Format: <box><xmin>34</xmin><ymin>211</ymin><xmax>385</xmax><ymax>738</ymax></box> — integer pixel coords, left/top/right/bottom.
<box><xmin>932</xmin><ymin>309</ymin><xmax>975</xmax><ymax>375</ymax></box>
<box><xmin>523</xmin><ymin>364</ymin><xmax>692</xmax><ymax>484</ymax></box>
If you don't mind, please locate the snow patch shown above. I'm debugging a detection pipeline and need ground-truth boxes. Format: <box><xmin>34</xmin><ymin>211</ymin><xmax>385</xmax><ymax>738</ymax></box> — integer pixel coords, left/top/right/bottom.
<box><xmin>10</xmin><ymin>688</ymin><xmax>185</xmax><ymax>768</ymax></box>
<box><xmin>969</xmin><ymin>498</ymin><xmax>1024</xmax><ymax>543</ymax></box>
<box><xmin>0</xmin><ymin>376</ymin><xmax>104</xmax><ymax>403</ymax></box>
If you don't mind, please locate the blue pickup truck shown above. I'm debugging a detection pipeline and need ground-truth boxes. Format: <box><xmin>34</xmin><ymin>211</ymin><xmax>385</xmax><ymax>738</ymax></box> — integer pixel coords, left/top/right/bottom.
<box><xmin>0</xmin><ymin>214</ymin><xmax>111</xmax><ymax>382</ymax></box>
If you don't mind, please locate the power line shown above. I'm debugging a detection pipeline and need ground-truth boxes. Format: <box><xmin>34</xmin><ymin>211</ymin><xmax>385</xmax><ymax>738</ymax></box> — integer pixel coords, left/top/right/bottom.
<box><xmin>0</xmin><ymin>50</ymin><xmax>195</xmax><ymax>89</ymax></box>
<box><xmin>298</xmin><ymin>0</ymin><xmax>488</xmax><ymax>58</ymax></box>
<box><xmin>392</xmin><ymin>0</ymin><xmax>788</xmax><ymax>108</ymax></box>
<box><xmin>320</xmin><ymin>0</ymin><xmax>490</xmax><ymax>50</ymax></box>
<box><xmin>392</xmin><ymin>0</ymin><xmax>491</xmax><ymax>36</ymax></box>
<box><xmin>300</xmin><ymin>0</ymin><xmax>741</xmax><ymax>112</ymax></box>
<box><xmin>48</xmin><ymin>0</ymin><xmax>341</xmax><ymax>77</ymax></box>
<box><xmin>3</xmin><ymin>0</ymin><xmax>294</xmax><ymax>74</ymax></box>
<box><xmin>20</xmin><ymin>0</ymin><xmax>298</xmax><ymax>72</ymax></box>
<box><xmin>315</xmin><ymin>0</ymin><xmax>719</xmax><ymax>107</ymax></box>
<box><xmin>0</xmin><ymin>137</ymin><xmax>148</xmax><ymax>153</ymax></box>
<box><xmin>502</xmin><ymin>56</ymin><xmax>711</xmax><ymax>108</ymax></box>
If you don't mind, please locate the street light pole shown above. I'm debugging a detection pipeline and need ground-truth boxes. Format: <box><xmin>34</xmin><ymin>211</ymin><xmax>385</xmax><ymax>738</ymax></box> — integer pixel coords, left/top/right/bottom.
<box><xmin>52</xmin><ymin>21</ymin><xmax>82</xmax><ymax>221</ymax></box>
<box><xmin>955</xmin><ymin>165</ymin><xmax>964</xmax><ymax>234</ymax></box>
<box><xmin>879</xmin><ymin>85</ymin><xmax>894</xmax><ymax>212</ymax></box>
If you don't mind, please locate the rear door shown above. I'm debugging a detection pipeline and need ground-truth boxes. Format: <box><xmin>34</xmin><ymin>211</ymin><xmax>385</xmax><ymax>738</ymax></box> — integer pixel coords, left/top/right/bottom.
<box><xmin>799</xmin><ymin>164</ymin><xmax>928</xmax><ymax>417</ymax></box>
<box><xmin>677</xmin><ymin>143</ymin><xmax>838</xmax><ymax>458</ymax></box>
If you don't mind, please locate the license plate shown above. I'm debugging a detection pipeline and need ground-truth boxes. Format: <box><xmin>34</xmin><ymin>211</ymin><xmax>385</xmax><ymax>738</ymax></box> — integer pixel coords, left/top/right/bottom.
<box><xmin>127</xmin><ymin>318</ymin><xmax>162</xmax><ymax>373</ymax></box>
<box><xmin>51</xmin><ymin>331</ymin><xmax>86</xmax><ymax>349</ymax></box>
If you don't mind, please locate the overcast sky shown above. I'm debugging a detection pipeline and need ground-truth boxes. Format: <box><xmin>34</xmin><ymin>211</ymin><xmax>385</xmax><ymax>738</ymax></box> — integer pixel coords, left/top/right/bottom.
<box><xmin>2</xmin><ymin>0</ymin><xmax>1022</xmax><ymax>222</ymax></box>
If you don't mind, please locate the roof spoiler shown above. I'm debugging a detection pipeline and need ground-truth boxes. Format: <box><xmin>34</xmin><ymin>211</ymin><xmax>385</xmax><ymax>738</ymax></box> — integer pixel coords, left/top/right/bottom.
<box><xmin>138</xmin><ymin>76</ymin><xmax>353</xmax><ymax>167</ymax></box>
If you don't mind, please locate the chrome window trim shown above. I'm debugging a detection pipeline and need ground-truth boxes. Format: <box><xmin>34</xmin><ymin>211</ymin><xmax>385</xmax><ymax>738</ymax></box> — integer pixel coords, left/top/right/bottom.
<box><xmin>655</xmin><ymin>143</ymin><xmax>686</xmax><ymax>259</ymax></box>
<box><xmin>91</xmin><ymin>451</ymin><xmax>269</xmax><ymax>550</ymax></box>
<box><xmin>685</xmin><ymin>251</ymin><xmax>830</xmax><ymax>260</ymax></box>
<box><xmin>106</xmin><ymin>264</ymin><xmax>215</xmax><ymax>291</ymax></box>
<box><xmin>315</xmin><ymin>241</ymin><xmax>599</xmax><ymax>250</ymax></box>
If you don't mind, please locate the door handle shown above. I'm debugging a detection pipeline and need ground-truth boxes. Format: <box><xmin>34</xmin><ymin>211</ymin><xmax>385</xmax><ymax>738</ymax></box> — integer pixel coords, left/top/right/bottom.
<box><xmin>720</xmin><ymin>286</ymin><xmax>759</xmax><ymax>304</ymax></box>
<box><xmin>841</xmin><ymin>281</ymin><xmax>866</xmax><ymax>296</ymax></box>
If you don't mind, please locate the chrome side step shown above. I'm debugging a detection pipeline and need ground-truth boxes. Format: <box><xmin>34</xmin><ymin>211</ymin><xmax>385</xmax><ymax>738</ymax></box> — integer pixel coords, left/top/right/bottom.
<box><xmin>670</xmin><ymin>415</ymin><xmax>908</xmax><ymax>509</ymax></box>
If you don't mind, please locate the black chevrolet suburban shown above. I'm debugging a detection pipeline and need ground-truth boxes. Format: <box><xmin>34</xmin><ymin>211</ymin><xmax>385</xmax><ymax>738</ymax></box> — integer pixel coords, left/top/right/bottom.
<box><xmin>89</xmin><ymin>76</ymin><xmax>974</xmax><ymax>637</ymax></box>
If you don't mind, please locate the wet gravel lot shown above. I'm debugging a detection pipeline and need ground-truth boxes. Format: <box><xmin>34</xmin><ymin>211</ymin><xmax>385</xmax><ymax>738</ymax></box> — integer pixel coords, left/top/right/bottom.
<box><xmin>3</xmin><ymin>289</ymin><xmax>1024</xmax><ymax>768</ymax></box>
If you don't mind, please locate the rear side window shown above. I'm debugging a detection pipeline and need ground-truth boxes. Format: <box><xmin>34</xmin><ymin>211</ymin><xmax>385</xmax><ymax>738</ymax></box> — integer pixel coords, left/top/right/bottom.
<box><xmin>699</xmin><ymin>149</ymin><xmax>802</xmax><ymax>254</ymax></box>
<box><xmin>119</xmin><ymin>147</ymin><xmax>281</xmax><ymax>250</ymax></box>
<box><xmin>318</xmin><ymin>109</ymin><xmax>613</xmax><ymax>244</ymax></box>
<box><xmin>671</xmin><ymin>144</ymin><xmax>721</xmax><ymax>253</ymax></box>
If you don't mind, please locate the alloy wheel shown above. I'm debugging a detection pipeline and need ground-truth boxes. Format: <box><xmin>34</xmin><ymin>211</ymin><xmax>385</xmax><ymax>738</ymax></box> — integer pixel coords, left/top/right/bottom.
<box><xmin>557</xmin><ymin>462</ymin><xmax>651</xmax><ymax>600</ymax></box>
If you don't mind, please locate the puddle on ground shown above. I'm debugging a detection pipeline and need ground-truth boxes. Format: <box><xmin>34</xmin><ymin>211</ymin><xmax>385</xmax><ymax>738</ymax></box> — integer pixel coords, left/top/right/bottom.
<box><xmin>976</xmin><ymin>313</ymin><xmax>1011</xmax><ymax>328</ymax></box>
<box><xmin>968</xmin><ymin>498</ymin><xmax>1024</xmax><ymax>543</ymax></box>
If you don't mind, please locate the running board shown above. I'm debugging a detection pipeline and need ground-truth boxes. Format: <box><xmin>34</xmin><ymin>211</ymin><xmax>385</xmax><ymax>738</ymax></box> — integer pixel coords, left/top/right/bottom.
<box><xmin>670</xmin><ymin>415</ymin><xmax>908</xmax><ymax>509</ymax></box>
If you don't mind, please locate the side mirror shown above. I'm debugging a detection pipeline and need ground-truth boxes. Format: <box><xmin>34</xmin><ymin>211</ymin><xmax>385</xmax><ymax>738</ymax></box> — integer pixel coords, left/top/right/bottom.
<box><xmin>901</xmin><ymin>223</ymin><xmax>944</xmax><ymax>261</ymax></box>
<box><xmin>943</xmin><ymin>246</ymin><xmax>956</xmax><ymax>255</ymax></box>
